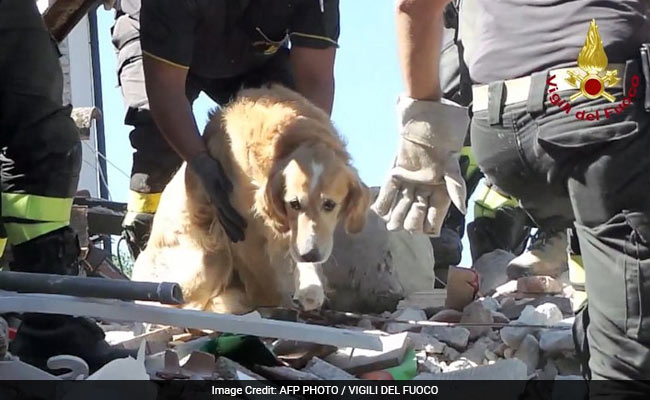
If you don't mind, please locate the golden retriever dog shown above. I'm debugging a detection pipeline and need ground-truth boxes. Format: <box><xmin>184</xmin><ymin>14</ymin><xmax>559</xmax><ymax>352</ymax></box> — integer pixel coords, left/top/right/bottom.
<box><xmin>131</xmin><ymin>84</ymin><xmax>371</xmax><ymax>314</ymax></box>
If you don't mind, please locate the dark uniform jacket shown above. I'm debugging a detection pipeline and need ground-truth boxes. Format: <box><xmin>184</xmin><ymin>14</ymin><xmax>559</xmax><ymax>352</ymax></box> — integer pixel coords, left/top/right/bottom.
<box><xmin>121</xmin><ymin>0</ymin><xmax>340</xmax><ymax>79</ymax></box>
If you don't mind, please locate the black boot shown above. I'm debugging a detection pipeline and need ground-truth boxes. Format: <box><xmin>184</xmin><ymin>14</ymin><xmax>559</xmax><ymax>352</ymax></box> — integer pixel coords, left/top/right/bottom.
<box><xmin>467</xmin><ymin>206</ymin><xmax>532</xmax><ymax>262</ymax></box>
<box><xmin>8</xmin><ymin>227</ymin><xmax>137</xmax><ymax>374</ymax></box>
<box><xmin>122</xmin><ymin>212</ymin><xmax>154</xmax><ymax>260</ymax></box>
<box><xmin>9</xmin><ymin>313</ymin><xmax>136</xmax><ymax>374</ymax></box>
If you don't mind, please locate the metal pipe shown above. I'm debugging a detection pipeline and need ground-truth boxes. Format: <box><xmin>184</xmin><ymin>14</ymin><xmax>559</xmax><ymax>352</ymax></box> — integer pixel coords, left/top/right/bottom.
<box><xmin>0</xmin><ymin>271</ymin><xmax>184</xmax><ymax>305</ymax></box>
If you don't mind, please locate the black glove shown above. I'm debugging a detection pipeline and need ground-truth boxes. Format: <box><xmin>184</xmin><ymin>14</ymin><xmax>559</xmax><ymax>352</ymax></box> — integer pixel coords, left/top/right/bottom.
<box><xmin>187</xmin><ymin>152</ymin><xmax>247</xmax><ymax>242</ymax></box>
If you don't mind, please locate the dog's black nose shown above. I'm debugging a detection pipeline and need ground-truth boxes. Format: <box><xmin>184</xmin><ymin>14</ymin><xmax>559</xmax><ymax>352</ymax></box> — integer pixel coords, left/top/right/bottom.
<box><xmin>300</xmin><ymin>249</ymin><xmax>321</xmax><ymax>263</ymax></box>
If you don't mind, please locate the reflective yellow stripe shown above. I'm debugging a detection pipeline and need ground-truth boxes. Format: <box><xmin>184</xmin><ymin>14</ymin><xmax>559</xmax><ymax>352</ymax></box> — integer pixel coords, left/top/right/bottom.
<box><xmin>127</xmin><ymin>191</ymin><xmax>161</xmax><ymax>214</ymax></box>
<box><xmin>569</xmin><ymin>254</ymin><xmax>585</xmax><ymax>286</ymax></box>
<box><xmin>289</xmin><ymin>32</ymin><xmax>339</xmax><ymax>47</ymax></box>
<box><xmin>0</xmin><ymin>237</ymin><xmax>7</xmax><ymax>257</ymax></box>
<box><xmin>460</xmin><ymin>146</ymin><xmax>479</xmax><ymax>179</ymax></box>
<box><xmin>5</xmin><ymin>221</ymin><xmax>68</xmax><ymax>245</ymax></box>
<box><xmin>142</xmin><ymin>50</ymin><xmax>190</xmax><ymax>70</ymax></box>
<box><xmin>2</xmin><ymin>193</ymin><xmax>73</xmax><ymax>222</ymax></box>
<box><xmin>474</xmin><ymin>185</ymin><xmax>519</xmax><ymax>218</ymax></box>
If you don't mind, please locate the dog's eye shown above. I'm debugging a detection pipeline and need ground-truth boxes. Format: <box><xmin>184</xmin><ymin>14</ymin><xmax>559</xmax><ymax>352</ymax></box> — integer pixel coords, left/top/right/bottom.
<box><xmin>289</xmin><ymin>199</ymin><xmax>301</xmax><ymax>211</ymax></box>
<box><xmin>322</xmin><ymin>199</ymin><xmax>336</xmax><ymax>212</ymax></box>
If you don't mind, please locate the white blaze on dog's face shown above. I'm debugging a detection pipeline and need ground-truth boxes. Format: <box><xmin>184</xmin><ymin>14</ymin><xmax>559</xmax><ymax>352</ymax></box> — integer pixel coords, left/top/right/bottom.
<box><xmin>275</xmin><ymin>144</ymin><xmax>370</xmax><ymax>264</ymax></box>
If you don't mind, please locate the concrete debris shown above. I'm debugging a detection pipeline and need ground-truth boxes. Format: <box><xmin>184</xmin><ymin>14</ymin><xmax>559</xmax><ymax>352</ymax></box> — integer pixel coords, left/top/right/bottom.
<box><xmin>517</xmin><ymin>276</ymin><xmax>563</xmax><ymax>294</ymax></box>
<box><xmin>445</xmin><ymin>358</ymin><xmax>478</xmax><ymax>372</ymax></box>
<box><xmin>534</xmin><ymin>303</ymin><xmax>565</xmax><ymax>326</ymax></box>
<box><xmin>503</xmin><ymin>347</ymin><xmax>515</xmax><ymax>359</ymax></box>
<box><xmin>414</xmin><ymin>359</ymin><xmax>529</xmax><ymax>380</ymax></box>
<box><xmin>513</xmin><ymin>334</ymin><xmax>540</xmax><ymax>375</ymax></box>
<box><xmin>416</xmin><ymin>351</ymin><xmax>444</xmax><ymax>374</ymax></box>
<box><xmin>4</xmin><ymin>224</ymin><xmax>586</xmax><ymax>384</ymax></box>
<box><xmin>500</xmin><ymin>303</ymin><xmax>563</xmax><ymax>349</ymax></box>
<box><xmin>478</xmin><ymin>297</ymin><xmax>501</xmax><ymax>312</ymax></box>
<box><xmin>385</xmin><ymin>308</ymin><xmax>427</xmax><ymax>333</ymax></box>
<box><xmin>398</xmin><ymin>290</ymin><xmax>448</xmax><ymax>311</ymax></box>
<box><xmin>259</xmin><ymin>366</ymin><xmax>323</xmax><ymax>380</ymax></box>
<box><xmin>539</xmin><ymin>329</ymin><xmax>575</xmax><ymax>356</ymax></box>
<box><xmin>303</xmin><ymin>357</ymin><xmax>358</xmax><ymax>380</ymax></box>
<box><xmin>473</xmin><ymin>249</ymin><xmax>515</xmax><ymax>295</ymax></box>
<box><xmin>406</xmin><ymin>332</ymin><xmax>447</xmax><ymax>354</ymax></box>
<box><xmin>214</xmin><ymin>356</ymin><xmax>266</xmax><ymax>381</ymax></box>
<box><xmin>491</xmin><ymin>311</ymin><xmax>510</xmax><ymax>324</ymax></box>
<box><xmin>324</xmin><ymin>332</ymin><xmax>409</xmax><ymax>374</ymax></box>
<box><xmin>484</xmin><ymin>349</ymin><xmax>499</xmax><ymax>363</ymax></box>
<box><xmin>442</xmin><ymin>346</ymin><xmax>461</xmax><ymax>362</ymax></box>
<box><xmin>492</xmin><ymin>342</ymin><xmax>508</xmax><ymax>358</ymax></box>
<box><xmin>321</xmin><ymin>201</ymin><xmax>434</xmax><ymax>314</ymax></box>
<box><xmin>460</xmin><ymin>301</ymin><xmax>494</xmax><ymax>340</ymax></box>
<box><xmin>429</xmin><ymin>308</ymin><xmax>463</xmax><ymax>323</ymax></box>
<box><xmin>500</xmin><ymin>296</ymin><xmax>573</xmax><ymax>320</ymax></box>
<box><xmin>494</xmin><ymin>280</ymin><xmax>519</xmax><ymax>296</ymax></box>
<box><xmin>460</xmin><ymin>337</ymin><xmax>494</xmax><ymax>365</ymax></box>
<box><xmin>421</xmin><ymin>325</ymin><xmax>470</xmax><ymax>351</ymax></box>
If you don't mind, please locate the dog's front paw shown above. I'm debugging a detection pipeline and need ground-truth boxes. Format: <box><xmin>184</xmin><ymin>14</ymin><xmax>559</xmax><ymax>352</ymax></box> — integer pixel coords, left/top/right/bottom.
<box><xmin>294</xmin><ymin>262</ymin><xmax>325</xmax><ymax>311</ymax></box>
<box><xmin>294</xmin><ymin>284</ymin><xmax>325</xmax><ymax>311</ymax></box>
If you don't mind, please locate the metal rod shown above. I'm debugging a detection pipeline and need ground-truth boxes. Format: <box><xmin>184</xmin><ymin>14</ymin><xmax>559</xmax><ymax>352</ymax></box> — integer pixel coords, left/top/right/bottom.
<box><xmin>0</xmin><ymin>292</ymin><xmax>384</xmax><ymax>351</ymax></box>
<box><xmin>301</xmin><ymin>309</ymin><xmax>573</xmax><ymax>331</ymax></box>
<box><xmin>0</xmin><ymin>271</ymin><xmax>184</xmax><ymax>305</ymax></box>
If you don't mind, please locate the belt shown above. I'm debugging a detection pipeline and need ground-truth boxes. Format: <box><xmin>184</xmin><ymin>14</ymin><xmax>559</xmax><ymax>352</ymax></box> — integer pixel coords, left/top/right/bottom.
<box><xmin>471</xmin><ymin>64</ymin><xmax>626</xmax><ymax>112</ymax></box>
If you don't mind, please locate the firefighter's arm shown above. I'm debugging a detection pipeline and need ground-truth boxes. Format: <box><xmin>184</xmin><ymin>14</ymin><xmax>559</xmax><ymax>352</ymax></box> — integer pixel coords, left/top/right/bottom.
<box><xmin>290</xmin><ymin>47</ymin><xmax>336</xmax><ymax>115</ymax></box>
<box><xmin>395</xmin><ymin>0</ymin><xmax>452</xmax><ymax>101</ymax></box>
<box><xmin>141</xmin><ymin>57</ymin><xmax>202</xmax><ymax>161</ymax></box>
<box><xmin>372</xmin><ymin>0</ymin><xmax>468</xmax><ymax>236</ymax></box>
<box><xmin>289</xmin><ymin>0</ymin><xmax>339</xmax><ymax>115</ymax></box>
<box><xmin>142</xmin><ymin>55</ymin><xmax>246</xmax><ymax>243</ymax></box>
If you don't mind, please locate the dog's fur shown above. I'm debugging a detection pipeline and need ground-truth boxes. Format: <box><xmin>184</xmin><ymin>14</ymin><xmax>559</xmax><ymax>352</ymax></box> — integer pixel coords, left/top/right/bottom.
<box><xmin>131</xmin><ymin>85</ymin><xmax>371</xmax><ymax>314</ymax></box>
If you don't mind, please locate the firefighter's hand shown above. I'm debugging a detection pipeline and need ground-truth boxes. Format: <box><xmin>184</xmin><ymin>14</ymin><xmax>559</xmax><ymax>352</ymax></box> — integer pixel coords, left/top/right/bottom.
<box><xmin>188</xmin><ymin>152</ymin><xmax>247</xmax><ymax>242</ymax></box>
<box><xmin>372</xmin><ymin>95</ymin><xmax>469</xmax><ymax>236</ymax></box>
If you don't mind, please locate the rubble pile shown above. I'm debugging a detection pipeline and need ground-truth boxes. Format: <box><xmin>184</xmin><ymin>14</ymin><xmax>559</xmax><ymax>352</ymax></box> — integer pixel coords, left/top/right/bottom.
<box><xmin>0</xmin><ymin>239</ymin><xmax>585</xmax><ymax>383</ymax></box>
<box><xmin>1</xmin><ymin>293</ymin><xmax>582</xmax><ymax>382</ymax></box>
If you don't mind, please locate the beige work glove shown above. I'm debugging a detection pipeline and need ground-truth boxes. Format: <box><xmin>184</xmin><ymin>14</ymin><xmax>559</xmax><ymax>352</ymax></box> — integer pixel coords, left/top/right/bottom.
<box><xmin>372</xmin><ymin>95</ymin><xmax>469</xmax><ymax>236</ymax></box>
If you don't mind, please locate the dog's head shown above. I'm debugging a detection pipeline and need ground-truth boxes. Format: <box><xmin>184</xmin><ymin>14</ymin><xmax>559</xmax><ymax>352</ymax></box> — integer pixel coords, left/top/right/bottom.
<box><xmin>261</xmin><ymin>142</ymin><xmax>370</xmax><ymax>263</ymax></box>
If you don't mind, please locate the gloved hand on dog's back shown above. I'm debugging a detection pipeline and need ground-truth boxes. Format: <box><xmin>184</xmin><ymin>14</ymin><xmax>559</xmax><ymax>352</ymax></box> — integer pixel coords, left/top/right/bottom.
<box><xmin>372</xmin><ymin>95</ymin><xmax>469</xmax><ymax>236</ymax></box>
<box><xmin>188</xmin><ymin>152</ymin><xmax>247</xmax><ymax>242</ymax></box>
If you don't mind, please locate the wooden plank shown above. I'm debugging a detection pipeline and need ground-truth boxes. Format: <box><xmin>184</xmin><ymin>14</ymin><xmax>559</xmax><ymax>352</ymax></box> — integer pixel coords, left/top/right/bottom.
<box><xmin>0</xmin><ymin>292</ymin><xmax>383</xmax><ymax>351</ymax></box>
<box><xmin>43</xmin><ymin>0</ymin><xmax>100</xmax><ymax>43</ymax></box>
<box><xmin>324</xmin><ymin>332</ymin><xmax>410</xmax><ymax>375</ymax></box>
<box><xmin>117</xmin><ymin>326</ymin><xmax>185</xmax><ymax>350</ymax></box>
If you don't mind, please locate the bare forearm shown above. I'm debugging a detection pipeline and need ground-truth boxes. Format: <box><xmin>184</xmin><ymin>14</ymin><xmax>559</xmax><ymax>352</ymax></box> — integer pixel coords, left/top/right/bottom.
<box><xmin>143</xmin><ymin>57</ymin><xmax>205</xmax><ymax>161</ymax></box>
<box><xmin>396</xmin><ymin>0</ymin><xmax>450</xmax><ymax>101</ymax></box>
<box><xmin>290</xmin><ymin>47</ymin><xmax>336</xmax><ymax>115</ymax></box>
<box><xmin>295</xmin><ymin>78</ymin><xmax>335</xmax><ymax>115</ymax></box>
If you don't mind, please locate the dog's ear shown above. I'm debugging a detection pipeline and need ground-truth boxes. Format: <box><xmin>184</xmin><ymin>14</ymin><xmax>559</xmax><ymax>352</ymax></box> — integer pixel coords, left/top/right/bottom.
<box><xmin>260</xmin><ymin>168</ymin><xmax>290</xmax><ymax>234</ymax></box>
<box><xmin>342</xmin><ymin>168</ymin><xmax>371</xmax><ymax>234</ymax></box>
